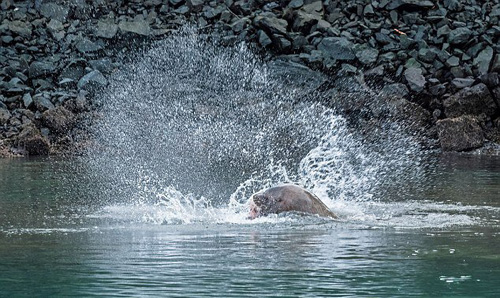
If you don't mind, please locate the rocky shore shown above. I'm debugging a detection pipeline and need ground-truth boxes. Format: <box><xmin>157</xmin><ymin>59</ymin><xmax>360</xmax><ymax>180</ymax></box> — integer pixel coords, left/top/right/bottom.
<box><xmin>1</xmin><ymin>0</ymin><xmax>499</xmax><ymax>157</ymax></box>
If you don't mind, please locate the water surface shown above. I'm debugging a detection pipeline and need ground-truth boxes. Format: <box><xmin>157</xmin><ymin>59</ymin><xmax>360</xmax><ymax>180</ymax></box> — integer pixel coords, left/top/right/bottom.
<box><xmin>1</xmin><ymin>156</ymin><xmax>499</xmax><ymax>297</ymax></box>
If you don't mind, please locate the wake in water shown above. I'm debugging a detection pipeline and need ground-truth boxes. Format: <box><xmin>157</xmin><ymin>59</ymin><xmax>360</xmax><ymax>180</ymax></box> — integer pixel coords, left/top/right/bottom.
<box><xmin>83</xmin><ymin>28</ymin><xmax>488</xmax><ymax>228</ymax></box>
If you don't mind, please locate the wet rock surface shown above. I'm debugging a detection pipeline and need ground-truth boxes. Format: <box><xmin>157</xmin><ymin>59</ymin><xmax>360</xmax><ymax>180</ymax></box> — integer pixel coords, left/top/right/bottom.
<box><xmin>0</xmin><ymin>0</ymin><xmax>499</xmax><ymax>156</ymax></box>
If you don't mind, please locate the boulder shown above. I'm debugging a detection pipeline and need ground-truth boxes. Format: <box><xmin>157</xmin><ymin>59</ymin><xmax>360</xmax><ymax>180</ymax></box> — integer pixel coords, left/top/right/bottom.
<box><xmin>41</xmin><ymin>106</ymin><xmax>76</xmax><ymax>134</ymax></box>
<box><xmin>16</xmin><ymin>125</ymin><xmax>50</xmax><ymax>156</ymax></box>
<box><xmin>443</xmin><ymin>83</ymin><xmax>498</xmax><ymax>117</ymax></box>
<box><xmin>436</xmin><ymin>116</ymin><xmax>484</xmax><ymax>151</ymax></box>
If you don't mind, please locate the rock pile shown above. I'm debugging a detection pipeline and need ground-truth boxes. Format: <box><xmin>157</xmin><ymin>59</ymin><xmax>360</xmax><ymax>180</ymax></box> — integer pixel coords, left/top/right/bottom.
<box><xmin>1</xmin><ymin>0</ymin><xmax>499</xmax><ymax>156</ymax></box>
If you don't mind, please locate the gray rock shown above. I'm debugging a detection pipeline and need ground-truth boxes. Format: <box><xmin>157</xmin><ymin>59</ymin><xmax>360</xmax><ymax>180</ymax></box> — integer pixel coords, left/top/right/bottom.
<box><xmin>491</xmin><ymin>54</ymin><xmax>500</xmax><ymax>72</ymax></box>
<box><xmin>268</xmin><ymin>60</ymin><xmax>328</xmax><ymax>90</ymax></box>
<box><xmin>451</xmin><ymin>78</ymin><xmax>475</xmax><ymax>89</ymax></box>
<box><xmin>40</xmin><ymin>3</ymin><xmax>69</xmax><ymax>22</ymax></box>
<box><xmin>16</xmin><ymin>125</ymin><xmax>50</xmax><ymax>156</ymax></box>
<box><xmin>76</xmin><ymin>38</ymin><xmax>104</xmax><ymax>53</ymax></box>
<box><xmin>118</xmin><ymin>20</ymin><xmax>151</xmax><ymax>36</ymax></box>
<box><xmin>187</xmin><ymin>0</ymin><xmax>204</xmax><ymax>12</ymax></box>
<box><xmin>380</xmin><ymin>83</ymin><xmax>409</xmax><ymax>98</ymax></box>
<box><xmin>437</xmin><ymin>116</ymin><xmax>484</xmax><ymax>151</ymax></box>
<box><xmin>96</xmin><ymin>20</ymin><xmax>118</xmax><ymax>39</ymax></box>
<box><xmin>404</xmin><ymin>67</ymin><xmax>426</xmax><ymax>92</ymax></box>
<box><xmin>288</xmin><ymin>0</ymin><xmax>303</xmax><ymax>9</ymax></box>
<box><xmin>89</xmin><ymin>59</ymin><xmax>114</xmax><ymax>74</ymax></box>
<box><xmin>22</xmin><ymin>93</ymin><xmax>33</xmax><ymax>108</ymax></box>
<box><xmin>356</xmin><ymin>47</ymin><xmax>379</xmax><ymax>65</ymax></box>
<box><xmin>41</xmin><ymin>106</ymin><xmax>75</xmax><ymax>134</ymax></box>
<box><xmin>448</xmin><ymin>27</ymin><xmax>472</xmax><ymax>44</ymax></box>
<box><xmin>317</xmin><ymin>37</ymin><xmax>355</xmax><ymax>61</ymax></box>
<box><xmin>47</xmin><ymin>19</ymin><xmax>64</xmax><ymax>32</ymax></box>
<box><xmin>0</xmin><ymin>108</ymin><xmax>10</xmax><ymax>125</ymax></box>
<box><xmin>78</xmin><ymin>70</ymin><xmax>107</xmax><ymax>90</ymax></box>
<box><xmin>33</xmin><ymin>94</ymin><xmax>55</xmax><ymax>111</ymax></box>
<box><xmin>28</xmin><ymin>61</ymin><xmax>56</xmax><ymax>78</ymax></box>
<box><xmin>473</xmin><ymin>46</ymin><xmax>493</xmax><ymax>75</ymax></box>
<box><xmin>254</xmin><ymin>13</ymin><xmax>288</xmax><ymax>36</ymax></box>
<box><xmin>292</xmin><ymin>10</ymin><xmax>320</xmax><ymax>33</ymax></box>
<box><xmin>443</xmin><ymin>83</ymin><xmax>498</xmax><ymax>117</ymax></box>
<box><xmin>258</xmin><ymin>30</ymin><xmax>272</xmax><ymax>47</ymax></box>
<box><xmin>386</xmin><ymin>0</ymin><xmax>434</xmax><ymax>10</ymax></box>
<box><xmin>7</xmin><ymin>20</ymin><xmax>32</xmax><ymax>37</ymax></box>
<box><xmin>445</xmin><ymin>56</ymin><xmax>460</xmax><ymax>67</ymax></box>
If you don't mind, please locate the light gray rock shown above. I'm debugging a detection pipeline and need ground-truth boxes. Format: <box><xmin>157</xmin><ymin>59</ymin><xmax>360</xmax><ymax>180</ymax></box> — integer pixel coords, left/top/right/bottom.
<box><xmin>404</xmin><ymin>67</ymin><xmax>426</xmax><ymax>92</ymax></box>
<box><xmin>451</xmin><ymin>78</ymin><xmax>475</xmax><ymax>89</ymax></box>
<box><xmin>96</xmin><ymin>20</ymin><xmax>118</xmax><ymax>39</ymax></box>
<box><xmin>437</xmin><ymin>115</ymin><xmax>484</xmax><ymax>151</ymax></box>
<box><xmin>473</xmin><ymin>46</ymin><xmax>493</xmax><ymax>75</ymax></box>
<box><xmin>258</xmin><ymin>30</ymin><xmax>272</xmax><ymax>47</ymax></box>
<box><xmin>77</xmin><ymin>70</ymin><xmax>107</xmax><ymax>90</ymax></box>
<box><xmin>356</xmin><ymin>47</ymin><xmax>379</xmax><ymax>65</ymax></box>
<box><xmin>76</xmin><ymin>38</ymin><xmax>104</xmax><ymax>53</ymax></box>
<box><xmin>22</xmin><ymin>93</ymin><xmax>33</xmax><ymax>108</ymax></box>
<box><xmin>118</xmin><ymin>20</ymin><xmax>151</xmax><ymax>36</ymax></box>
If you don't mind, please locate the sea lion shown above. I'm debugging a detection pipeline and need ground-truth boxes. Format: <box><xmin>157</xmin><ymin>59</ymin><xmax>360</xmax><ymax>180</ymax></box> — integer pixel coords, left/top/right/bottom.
<box><xmin>248</xmin><ymin>184</ymin><xmax>337</xmax><ymax>219</ymax></box>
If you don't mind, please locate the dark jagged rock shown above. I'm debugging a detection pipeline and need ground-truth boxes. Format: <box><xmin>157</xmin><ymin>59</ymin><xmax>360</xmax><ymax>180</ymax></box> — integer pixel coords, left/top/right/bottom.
<box><xmin>33</xmin><ymin>94</ymin><xmax>55</xmax><ymax>111</ymax></box>
<box><xmin>254</xmin><ymin>13</ymin><xmax>288</xmax><ymax>36</ymax></box>
<box><xmin>0</xmin><ymin>108</ymin><xmax>10</xmax><ymax>125</ymax></box>
<box><xmin>437</xmin><ymin>115</ymin><xmax>484</xmax><ymax>151</ymax></box>
<box><xmin>317</xmin><ymin>37</ymin><xmax>356</xmax><ymax>61</ymax></box>
<box><xmin>443</xmin><ymin>83</ymin><xmax>498</xmax><ymax>118</ymax></box>
<box><xmin>15</xmin><ymin>125</ymin><xmax>50</xmax><ymax>156</ymax></box>
<box><xmin>28</xmin><ymin>61</ymin><xmax>56</xmax><ymax>78</ymax></box>
<box><xmin>448</xmin><ymin>27</ymin><xmax>473</xmax><ymax>44</ymax></box>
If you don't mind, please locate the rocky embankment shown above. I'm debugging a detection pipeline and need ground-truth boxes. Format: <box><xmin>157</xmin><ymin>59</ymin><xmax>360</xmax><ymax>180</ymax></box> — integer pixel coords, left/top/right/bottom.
<box><xmin>1</xmin><ymin>0</ymin><xmax>499</xmax><ymax>157</ymax></box>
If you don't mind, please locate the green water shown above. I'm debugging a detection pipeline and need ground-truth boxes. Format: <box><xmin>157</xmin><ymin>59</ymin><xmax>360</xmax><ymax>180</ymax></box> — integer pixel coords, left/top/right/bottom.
<box><xmin>0</xmin><ymin>156</ymin><xmax>499</xmax><ymax>297</ymax></box>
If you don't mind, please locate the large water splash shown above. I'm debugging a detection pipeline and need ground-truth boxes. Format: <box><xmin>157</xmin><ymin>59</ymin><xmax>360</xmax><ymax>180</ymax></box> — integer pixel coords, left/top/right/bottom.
<box><xmin>82</xmin><ymin>28</ymin><xmax>478</xmax><ymax>228</ymax></box>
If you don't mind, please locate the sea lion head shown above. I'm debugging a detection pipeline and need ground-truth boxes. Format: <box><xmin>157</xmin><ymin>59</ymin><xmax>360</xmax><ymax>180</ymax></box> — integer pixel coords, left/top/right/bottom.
<box><xmin>248</xmin><ymin>185</ymin><xmax>298</xmax><ymax>219</ymax></box>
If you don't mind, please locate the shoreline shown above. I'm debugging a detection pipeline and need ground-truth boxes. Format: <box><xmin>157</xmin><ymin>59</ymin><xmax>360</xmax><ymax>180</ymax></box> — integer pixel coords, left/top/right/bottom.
<box><xmin>1</xmin><ymin>0</ymin><xmax>499</xmax><ymax>157</ymax></box>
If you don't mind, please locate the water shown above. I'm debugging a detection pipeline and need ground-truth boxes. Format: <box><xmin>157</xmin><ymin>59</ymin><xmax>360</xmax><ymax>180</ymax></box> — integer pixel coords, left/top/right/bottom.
<box><xmin>1</xmin><ymin>29</ymin><xmax>500</xmax><ymax>296</ymax></box>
